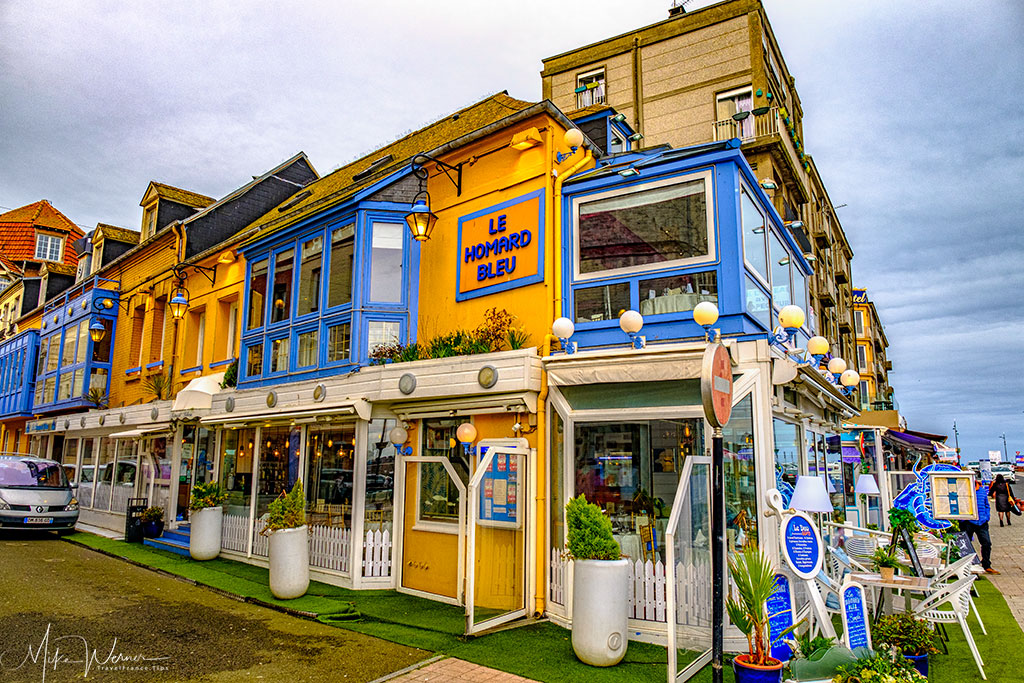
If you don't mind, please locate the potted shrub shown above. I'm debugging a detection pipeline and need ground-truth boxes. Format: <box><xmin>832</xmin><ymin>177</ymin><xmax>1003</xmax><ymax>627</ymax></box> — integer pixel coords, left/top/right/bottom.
<box><xmin>872</xmin><ymin>613</ymin><xmax>941</xmax><ymax>678</ymax></box>
<box><xmin>832</xmin><ymin>651</ymin><xmax>926</xmax><ymax>683</ymax></box>
<box><xmin>263</xmin><ymin>480</ymin><xmax>309</xmax><ymax>600</ymax></box>
<box><xmin>871</xmin><ymin>547</ymin><xmax>900</xmax><ymax>582</ymax></box>
<box><xmin>140</xmin><ymin>506</ymin><xmax>165</xmax><ymax>538</ymax></box>
<box><xmin>565</xmin><ymin>495</ymin><xmax>628</xmax><ymax>667</ymax></box>
<box><xmin>189</xmin><ymin>481</ymin><xmax>227</xmax><ymax>561</ymax></box>
<box><xmin>726</xmin><ymin>547</ymin><xmax>793</xmax><ymax>683</ymax></box>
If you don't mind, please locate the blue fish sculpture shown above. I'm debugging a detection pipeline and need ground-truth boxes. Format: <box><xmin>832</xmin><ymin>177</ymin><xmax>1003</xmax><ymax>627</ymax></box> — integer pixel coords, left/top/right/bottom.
<box><xmin>892</xmin><ymin>458</ymin><xmax>962</xmax><ymax>530</ymax></box>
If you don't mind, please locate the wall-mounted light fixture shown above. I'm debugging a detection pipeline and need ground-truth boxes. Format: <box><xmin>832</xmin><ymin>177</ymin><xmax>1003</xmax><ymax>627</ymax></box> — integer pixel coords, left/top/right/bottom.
<box><xmin>760</xmin><ymin>179</ymin><xmax>777</xmax><ymax>191</ymax></box>
<box><xmin>404</xmin><ymin>164</ymin><xmax>439</xmax><ymax>242</ymax></box>
<box><xmin>456</xmin><ymin>422</ymin><xmax>477</xmax><ymax>455</ymax></box>
<box><xmin>552</xmin><ymin>317</ymin><xmax>576</xmax><ymax>354</ymax></box>
<box><xmin>509</xmin><ymin>127</ymin><xmax>543</xmax><ymax>151</ymax></box>
<box><xmin>785</xmin><ymin>220</ymin><xmax>804</xmax><ymax>230</ymax></box>
<box><xmin>627</xmin><ymin>132</ymin><xmax>644</xmax><ymax>142</ymax></box>
<box><xmin>619</xmin><ymin>310</ymin><xmax>645</xmax><ymax>349</ymax></box>
<box><xmin>218</xmin><ymin>250</ymin><xmax>237</xmax><ymax>264</ymax></box>
<box><xmin>389</xmin><ymin>425</ymin><xmax>413</xmax><ymax>455</ymax></box>
<box><xmin>768</xmin><ymin>304</ymin><xmax>805</xmax><ymax>350</ymax></box>
<box><xmin>556</xmin><ymin>128</ymin><xmax>585</xmax><ymax>164</ymax></box>
<box><xmin>610</xmin><ymin>113</ymin><xmax>626</xmax><ymax>123</ymax></box>
<box><xmin>89</xmin><ymin>319</ymin><xmax>106</xmax><ymax>343</ymax></box>
<box><xmin>617</xmin><ymin>167</ymin><xmax>640</xmax><ymax>178</ymax></box>
<box><xmin>168</xmin><ymin>285</ymin><xmax>190</xmax><ymax>320</ymax></box>
<box><xmin>692</xmin><ymin>301</ymin><xmax>720</xmax><ymax>341</ymax></box>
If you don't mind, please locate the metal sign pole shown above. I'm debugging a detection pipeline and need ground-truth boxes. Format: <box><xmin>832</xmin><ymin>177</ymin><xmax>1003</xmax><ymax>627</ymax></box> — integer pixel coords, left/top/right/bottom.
<box><xmin>711</xmin><ymin>425</ymin><xmax>725</xmax><ymax>683</ymax></box>
<box><xmin>700</xmin><ymin>341</ymin><xmax>732</xmax><ymax>683</ymax></box>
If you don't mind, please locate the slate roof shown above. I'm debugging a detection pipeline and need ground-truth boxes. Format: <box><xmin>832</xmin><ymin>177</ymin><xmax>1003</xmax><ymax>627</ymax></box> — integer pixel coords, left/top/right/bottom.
<box><xmin>94</xmin><ymin>224</ymin><xmax>141</xmax><ymax>244</ymax></box>
<box><xmin>566</xmin><ymin>104</ymin><xmax>615</xmax><ymax>119</ymax></box>
<box><xmin>0</xmin><ymin>200</ymin><xmax>84</xmax><ymax>267</ymax></box>
<box><xmin>40</xmin><ymin>262</ymin><xmax>76</xmax><ymax>276</ymax></box>
<box><xmin>244</xmin><ymin>92</ymin><xmax>537</xmax><ymax>244</ymax></box>
<box><xmin>145</xmin><ymin>182</ymin><xmax>215</xmax><ymax>209</ymax></box>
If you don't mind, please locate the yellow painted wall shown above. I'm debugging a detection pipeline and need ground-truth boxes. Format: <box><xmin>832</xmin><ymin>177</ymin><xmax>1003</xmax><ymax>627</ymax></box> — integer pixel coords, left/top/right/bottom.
<box><xmin>416</xmin><ymin>112</ymin><xmax>577</xmax><ymax>347</ymax></box>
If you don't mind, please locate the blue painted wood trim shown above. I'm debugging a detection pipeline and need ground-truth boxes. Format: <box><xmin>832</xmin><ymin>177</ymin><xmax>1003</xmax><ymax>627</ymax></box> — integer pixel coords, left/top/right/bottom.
<box><xmin>209</xmin><ymin>357</ymin><xmax>236</xmax><ymax>369</ymax></box>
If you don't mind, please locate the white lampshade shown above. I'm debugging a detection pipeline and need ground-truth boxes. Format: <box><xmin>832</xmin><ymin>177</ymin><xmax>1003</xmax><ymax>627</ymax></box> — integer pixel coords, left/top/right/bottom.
<box><xmin>840</xmin><ymin>369</ymin><xmax>860</xmax><ymax>387</ymax></box>
<box><xmin>855</xmin><ymin>473</ymin><xmax>880</xmax><ymax>495</ymax></box>
<box><xmin>693</xmin><ymin>301</ymin><xmax>720</xmax><ymax>327</ymax></box>
<box><xmin>791</xmin><ymin>475</ymin><xmax>834</xmax><ymax>513</ymax></box>
<box><xmin>807</xmin><ymin>336</ymin><xmax>830</xmax><ymax>356</ymax></box>
<box><xmin>619</xmin><ymin>309</ymin><xmax>644</xmax><ymax>334</ymax></box>
<box><xmin>778</xmin><ymin>305</ymin><xmax>805</xmax><ymax>330</ymax></box>
<box><xmin>827</xmin><ymin>357</ymin><xmax>847</xmax><ymax>374</ymax></box>
<box><xmin>388</xmin><ymin>426</ymin><xmax>408</xmax><ymax>446</ymax></box>
<box><xmin>552</xmin><ymin>316</ymin><xmax>575</xmax><ymax>339</ymax></box>
<box><xmin>456</xmin><ymin>422</ymin><xmax>477</xmax><ymax>444</ymax></box>
<box><xmin>564</xmin><ymin>128</ymin><xmax>584</xmax><ymax>148</ymax></box>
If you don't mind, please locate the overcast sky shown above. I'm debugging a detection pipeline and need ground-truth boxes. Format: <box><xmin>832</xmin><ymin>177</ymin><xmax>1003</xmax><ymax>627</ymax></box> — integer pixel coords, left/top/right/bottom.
<box><xmin>2</xmin><ymin>1</ymin><xmax>1021</xmax><ymax>461</ymax></box>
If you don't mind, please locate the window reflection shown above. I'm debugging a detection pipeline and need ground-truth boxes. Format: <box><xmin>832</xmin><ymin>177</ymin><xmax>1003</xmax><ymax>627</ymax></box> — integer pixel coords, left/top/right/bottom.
<box><xmin>306</xmin><ymin>424</ymin><xmax>355</xmax><ymax>529</ymax></box>
<box><xmin>722</xmin><ymin>396</ymin><xmax>758</xmax><ymax>551</ymax></box>
<box><xmin>271</xmin><ymin>249</ymin><xmax>294</xmax><ymax>323</ymax></box>
<box><xmin>419</xmin><ymin>419</ymin><xmax>468</xmax><ymax>523</ymax></box>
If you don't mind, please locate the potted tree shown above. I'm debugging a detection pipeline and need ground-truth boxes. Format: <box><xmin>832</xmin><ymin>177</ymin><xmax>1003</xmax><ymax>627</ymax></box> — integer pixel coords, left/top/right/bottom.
<box><xmin>264</xmin><ymin>480</ymin><xmax>309</xmax><ymax>600</ymax></box>
<box><xmin>565</xmin><ymin>495</ymin><xmax>628</xmax><ymax>667</ymax></box>
<box><xmin>140</xmin><ymin>506</ymin><xmax>165</xmax><ymax>538</ymax></box>
<box><xmin>189</xmin><ymin>481</ymin><xmax>227</xmax><ymax>561</ymax></box>
<box><xmin>727</xmin><ymin>547</ymin><xmax>792</xmax><ymax>683</ymax></box>
<box><xmin>871</xmin><ymin>547</ymin><xmax>900</xmax><ymax>582</ymax></box>
<box><xmin>872</xmin><ymin>613</ymin><xmax>941</xmax><ymax>678</ymax></box>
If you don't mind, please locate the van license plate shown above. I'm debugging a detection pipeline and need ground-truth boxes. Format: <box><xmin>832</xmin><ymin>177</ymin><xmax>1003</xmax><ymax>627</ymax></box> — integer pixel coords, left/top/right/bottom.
<box><xmin>25</xmin><ymin>517</ymin><xmax>53</xmax><ymax>524</ymax></box>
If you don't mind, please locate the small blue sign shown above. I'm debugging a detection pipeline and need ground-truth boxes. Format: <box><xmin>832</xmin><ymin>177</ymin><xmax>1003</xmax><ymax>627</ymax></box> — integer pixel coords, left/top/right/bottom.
<box><xmin>477</xmin><ymin>446</ymin><xmax>519</xmax><ymax>528</ymax></box>
<box><xmin>783</xmin><ymin>515</ymin><xmax>820</xmax><ymax>579</ymax></box>
<box><xmin>767</xmin><ymin>574</ymin><xmax>794</xmax><ymax>662</ymax></box>
<box><xmin>842</xmin><ymin>584</ymin><xmax>869</xmax><ymax>650</ymax></box>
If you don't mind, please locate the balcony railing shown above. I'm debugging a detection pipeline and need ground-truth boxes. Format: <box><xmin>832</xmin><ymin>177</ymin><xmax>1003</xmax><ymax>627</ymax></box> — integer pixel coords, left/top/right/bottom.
<box><xmin>714</xmin><ymin>107</ymin><xmax>810</xmax><ymax>196</ymax></box>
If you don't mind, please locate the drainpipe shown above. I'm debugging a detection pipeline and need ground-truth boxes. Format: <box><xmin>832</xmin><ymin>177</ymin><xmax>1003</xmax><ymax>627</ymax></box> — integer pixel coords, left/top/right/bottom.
<box><xmin>168</xmin><ymin>221</ymin><xmax>186</xmax><ymax>397</ymax></box>
<box><xmin>533</xmin><ymin>147</ymin><xmax>593</xmax><ymax>616</ymax></box>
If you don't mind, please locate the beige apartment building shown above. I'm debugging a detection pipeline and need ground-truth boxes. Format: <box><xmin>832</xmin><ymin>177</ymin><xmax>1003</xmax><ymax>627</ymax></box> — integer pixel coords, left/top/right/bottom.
<box><xmin>853</xmin><ymin>288</ymin><xmax>895</xmax><ymax>412</ymax></box>
<box><xmin>541</xmin><ymin>0</ymin><xmax>857</xmax><ymax>365</ymax></box>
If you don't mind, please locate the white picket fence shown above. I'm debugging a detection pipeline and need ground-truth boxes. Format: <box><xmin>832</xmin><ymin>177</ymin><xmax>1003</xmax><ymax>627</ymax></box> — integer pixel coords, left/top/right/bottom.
<box><xmin>549</xmin><ymin>550</ymin><xmax>712</xmax><ymax>625</ymax></box>
<box><xmin>221</xmin><ymin>513</ymin><xmax>249</xmax><ymax>553</ymax></box>
<box><xmin>362</xmin><ymin>529</ymin><xmax>392</xmax><ymax>578</ymax></box>
<box><xmin>252</xmin><ymin>517</ymin><xmax>268</xmax><ymax>557</ymax></box>
<box><xmin>310</xmin><ymin>525</ymin><xmax>350</xmax><ymax>573</ymax></box>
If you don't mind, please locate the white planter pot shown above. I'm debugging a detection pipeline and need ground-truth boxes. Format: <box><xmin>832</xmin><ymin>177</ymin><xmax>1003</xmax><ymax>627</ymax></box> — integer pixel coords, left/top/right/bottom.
<box><xmin>189</xmin><ymin>506</ymin><xmax>223</xmax><ymax>561</ymax></box>
<box><xmin>571</xmin><ymin>558</ymin><xmax>629</xmax><ymax>666</ymax></box>
<box><xmin>269</xmin><ymin>525</ymin><xmax>310</xmax><ymax>600</ymax></box>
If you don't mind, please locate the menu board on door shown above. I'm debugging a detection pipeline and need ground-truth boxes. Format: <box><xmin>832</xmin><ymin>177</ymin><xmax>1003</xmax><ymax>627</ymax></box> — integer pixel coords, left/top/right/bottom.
<box><xmin>477</xmin><ymin>446</ymin><xmax>522</xmax><ymax>529</ymax></box>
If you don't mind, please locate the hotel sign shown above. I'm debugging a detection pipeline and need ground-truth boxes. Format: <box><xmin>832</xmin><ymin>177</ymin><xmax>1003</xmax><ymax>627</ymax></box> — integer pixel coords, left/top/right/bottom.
<box><xmin>456</xmin><ymin>189</ymin><xmax>544</xmax><ymax>301</ymax></box>
<box><xmin>852</xmin><ymin>289</ymin><xmax>868</xmax><ymax>304</ymax></box>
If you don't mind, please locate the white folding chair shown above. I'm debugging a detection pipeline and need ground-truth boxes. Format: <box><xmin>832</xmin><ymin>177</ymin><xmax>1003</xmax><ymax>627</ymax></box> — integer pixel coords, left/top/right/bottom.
<box><xmin>912</xmin><ymin>575</ymin><xmax>985</xmax><ymax>679</ymax></box>
<box><xmin>843</xmin><ymin>535</ymin><xmax>877</xmax><ymax>564</ymax></box>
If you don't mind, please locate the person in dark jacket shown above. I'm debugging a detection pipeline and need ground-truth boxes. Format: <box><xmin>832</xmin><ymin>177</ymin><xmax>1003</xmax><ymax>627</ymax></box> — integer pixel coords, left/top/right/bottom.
<box><xmin>961</xmin><ymin>478</ymin><xmax>999</xmax><ymax>574</ymax></box>
<box><xmin>990</xmin><ymin>474</ymin><xmax>1016</xmax><ymax>527</ymax></box>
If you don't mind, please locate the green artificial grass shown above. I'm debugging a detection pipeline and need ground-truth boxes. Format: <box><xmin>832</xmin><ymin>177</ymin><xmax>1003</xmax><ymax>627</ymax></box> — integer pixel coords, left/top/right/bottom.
<box><xmin>928</xmin><ymin>577</ymin><xmax>1023</xmax><ymax>683</ymax></box>
<box><xmin>65</xmin><ymin>533</ymin><xmax>1021</xmax><ymax>683</ymax></box>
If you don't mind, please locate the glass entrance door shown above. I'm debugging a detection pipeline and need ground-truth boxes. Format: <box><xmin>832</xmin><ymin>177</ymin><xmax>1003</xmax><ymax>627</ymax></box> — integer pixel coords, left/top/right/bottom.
<box><xmin>667</xmin><ymin>455</ymin><xmax>713</xmax><ymax>681</ymax></box>
<box><xmin>176</xmin><ymin>425</ymin><xmax>215</xmax><ymax>522</ymax></box>
<box><xmin>466</xmin><ymin>444</ymin><xmax>529</xmax><ymax>635</ymax></box>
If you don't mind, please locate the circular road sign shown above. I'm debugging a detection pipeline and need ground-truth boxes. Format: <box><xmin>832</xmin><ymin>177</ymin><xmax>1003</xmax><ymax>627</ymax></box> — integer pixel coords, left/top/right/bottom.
<box><xmin>701</xmin><ymin>342</ymin><xmax>733</xmax><ymax>428</ymax></box>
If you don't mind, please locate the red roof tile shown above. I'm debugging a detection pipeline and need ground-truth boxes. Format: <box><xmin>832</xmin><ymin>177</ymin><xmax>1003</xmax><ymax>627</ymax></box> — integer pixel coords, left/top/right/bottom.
<box><xmin>0</xmin><ymin>200</ymin><xmax>84</xmax><ymax>267</ymax></box>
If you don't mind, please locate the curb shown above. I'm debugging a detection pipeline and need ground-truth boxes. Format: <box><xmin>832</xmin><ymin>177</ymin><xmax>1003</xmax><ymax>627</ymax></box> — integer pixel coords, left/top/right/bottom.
<box><xmin>61</xmin><ymin>535</ymin><xmax>320</xmax><ymax>621</ymax></box>
<box><xmin>366</xmin><ymin>655</ymin><xmax>447</xmax><ymax>683</ymax></box>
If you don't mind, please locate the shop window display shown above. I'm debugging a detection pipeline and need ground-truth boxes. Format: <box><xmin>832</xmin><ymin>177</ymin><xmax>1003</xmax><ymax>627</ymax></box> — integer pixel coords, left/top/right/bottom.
<box><xmin>364</xmin><ymin>419</ymin><xmax>397</xmax><ymax>540</ymax></box>
<box><xmin>772</xmin><ymin>418</ymin><xmax>800</xmax><ymax>496</ymax></box>
<box><xmin>419</xmin><ymin>418</ymin><xmax>469</xmax><ymax>523</ymax></box>
<box><xmin>219</xmin><ymin>428</ymin><xmax>255</xmax><ymax>517</ymax></box>
<box><xmin>573</xmin><ymin>418</ymin><xmax>704</xmax><ymax>563</ymax></box>
<box><xmin>258</xmin><ymin>426</ymin><xmax>300</xmax><ymax>516</ymax></box>
<box><xmin>305</xmin><ymin>424</ymin><xmax>355</xmax><ymax>529</ymax></box>
<box><xmin>721</xmin><ymin>396</ymin><xmax>758</xmax><ymax>551</ymax></box>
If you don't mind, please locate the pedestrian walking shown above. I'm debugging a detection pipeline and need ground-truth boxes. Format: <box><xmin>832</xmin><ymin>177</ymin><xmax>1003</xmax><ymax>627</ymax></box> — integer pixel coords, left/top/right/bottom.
<box><xmin>960</xmin><ymin>477</ymin><xmax>1000</xmax><ymax>574</ymax></box>
<box><xmin>989</xmin><ymin>474</ymin><xmax>1017</xmax><ymax>527</ymax></box>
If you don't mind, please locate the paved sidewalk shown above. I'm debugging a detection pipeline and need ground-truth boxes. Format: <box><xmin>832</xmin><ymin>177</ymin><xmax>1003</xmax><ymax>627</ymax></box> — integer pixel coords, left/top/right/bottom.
<box><xmin>387</xmin><ymin>657</ymin><xmax>534</xmax><ymax>682</ymax></box>
<box><xmin>982</xmin><ymin>512</ymin><xmax>1024</xmax><ymax>626</ymax></box>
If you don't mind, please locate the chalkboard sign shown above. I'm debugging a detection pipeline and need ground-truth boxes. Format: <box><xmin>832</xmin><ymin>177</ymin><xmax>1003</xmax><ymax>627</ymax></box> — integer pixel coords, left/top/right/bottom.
<box><xmin>767</xmin><ymin>574</ymin><xmax>795</xmax><ymax>662</ymax></box>
<box><xmin>841</xmin><ymin>582</ymin><xmax>871</xmax><ymax>651</ymax></box>
<box><xmin>899</xmin><ymin>527</ymin><xmax>925</xmax><ymax>577</ymax></box>
<box><xmin>781</xmin><ymin>513</ymin><xmax>822</xmax><ymax>580</ymax></box>
<box><xmin>949</xmin><ymin>531</ymin><xmax>981</xmax><ymax>565</ymax></box>
<box><xmin>477</xmin><ymin>446</ymin><xmax>522</xmax><ymax>529</ymax></box>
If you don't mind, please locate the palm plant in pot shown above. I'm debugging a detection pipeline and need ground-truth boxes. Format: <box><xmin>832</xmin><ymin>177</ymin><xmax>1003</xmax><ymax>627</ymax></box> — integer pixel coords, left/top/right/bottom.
<box><xmin>727</xmin><ymin>547</ymin><xmax>794</xmax><ymax>683</ymax></box>
<box><xmin>189</xmin><ymin>481</ymin><xmax>227</xmax><ymax>561</ymax></box>
<box><xmin>872</xmin><ymin>613</ymin><xmax>940</xmax><ymax>678</ymax></box>
<box><xmin>871</xmin><ymin>546</ymin><xmax>900</xmax><ymax>582</ymax></box>
<box><xmin>263</xmin><ymin>480</ymin><xmax>309</xmax><ymax>600</ymax></box>
<box><xmin>565</xmin><ymin>495</ymin><xmax>627</xmax><ymax>667</ymax></box>
<box><xmin>140</xmin><ymin>506</ymin><xmax>165</xmax><ymax>538</ymax></box>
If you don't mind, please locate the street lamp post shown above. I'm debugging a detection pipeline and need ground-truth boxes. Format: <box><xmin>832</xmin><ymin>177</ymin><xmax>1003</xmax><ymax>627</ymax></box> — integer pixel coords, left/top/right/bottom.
<box><xmin>953</xmin><ymin>421</ymin><xmax>961</xmax><ymax>466</ymax></box>
<box><xmin>1001</xmin><ymin>433</ymin><xmax>1009</xmax><ymax>463</ymax></box>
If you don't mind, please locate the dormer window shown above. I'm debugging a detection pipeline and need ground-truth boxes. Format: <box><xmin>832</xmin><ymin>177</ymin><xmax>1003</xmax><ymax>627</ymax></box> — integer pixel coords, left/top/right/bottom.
<box><xmin>34</xmin><ymin>234</ymin><xmax>63</xmax><ymax>262</ymax></box>
<box><xmin>575</xmin><ymin>69</ymin><xmax>605</xmax><ymax>108</ymax></box>
<box><xmin>142</xmin><ymin>206</ymin><xmax>157</xmax><ymax>240</ymax></box>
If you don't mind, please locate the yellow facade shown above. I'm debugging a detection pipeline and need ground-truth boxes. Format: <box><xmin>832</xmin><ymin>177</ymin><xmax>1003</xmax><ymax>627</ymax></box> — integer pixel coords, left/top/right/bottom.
<box><xmin>852</xmin><ymin>288</ymin><xmax>893</xmax><ymax>411</ymax></box>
